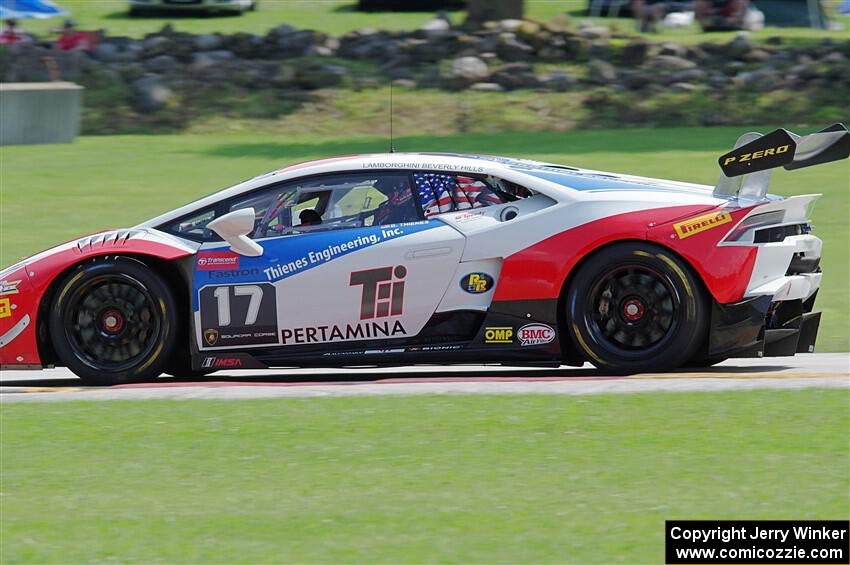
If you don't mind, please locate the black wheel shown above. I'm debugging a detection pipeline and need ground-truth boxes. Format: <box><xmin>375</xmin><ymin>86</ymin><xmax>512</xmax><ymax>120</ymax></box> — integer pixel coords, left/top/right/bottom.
<box><xmin>49</xmin><ymin>257</ymin><xmax>177</xmax><ymax>385</ymax></box>
<box><xmin>566</xmin><ymin>242</ymin><xmax>708</xmax><ymax>374</ymax></box>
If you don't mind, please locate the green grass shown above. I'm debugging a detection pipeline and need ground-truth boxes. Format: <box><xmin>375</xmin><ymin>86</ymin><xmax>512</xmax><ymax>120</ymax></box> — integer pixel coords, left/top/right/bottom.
<box><xmin>16</xmin><ymin>0</ymin><xmax>850</xmax><ymax>44</ymax></box>
<box><xmin>2</xmin><ymin>126</ymin><xmax>847</xmax><ymax>350</ymax></box>
<box><xmin>1</xmin><ymin>390</ymin><xmax>847</xmax><ymax>563</ymax></box>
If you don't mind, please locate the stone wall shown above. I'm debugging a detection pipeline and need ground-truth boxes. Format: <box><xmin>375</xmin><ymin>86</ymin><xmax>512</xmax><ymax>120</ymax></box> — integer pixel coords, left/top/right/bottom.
<box><xmin>1</xmin><ymin>17</ymin><xmax>847</xmax><ymax>131</ymax></box>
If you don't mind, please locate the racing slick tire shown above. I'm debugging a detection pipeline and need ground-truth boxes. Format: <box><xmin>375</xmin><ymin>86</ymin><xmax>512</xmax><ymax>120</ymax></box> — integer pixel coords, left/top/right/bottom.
<box><xmin>48</xmin><ymin>256</ymin><xmax>178</xmax><ymax>385</ymax></box>
<box><xmin>566</xmin><ymin>242</ymin><xmax>708</xmax><ymax>374</ymax></box>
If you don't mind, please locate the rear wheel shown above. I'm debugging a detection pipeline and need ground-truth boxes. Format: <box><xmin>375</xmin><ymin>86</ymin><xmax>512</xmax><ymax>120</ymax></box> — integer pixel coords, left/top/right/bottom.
<box><xmin>49</xmin><ymin>257</ymin><xmax>177</xmax><ymax>385</ymax></box>
<box><xmin>566</xmin><ymin>242</ymin><xmax>708</xmax><ymax>374</ymax></box>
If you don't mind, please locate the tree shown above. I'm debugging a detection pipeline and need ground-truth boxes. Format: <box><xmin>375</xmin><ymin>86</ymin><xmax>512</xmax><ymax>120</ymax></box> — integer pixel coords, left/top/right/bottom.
<box><xmin>466</xmin><ymin>0</ymin><xmax>525</xmax><ymax>26</ymax></box>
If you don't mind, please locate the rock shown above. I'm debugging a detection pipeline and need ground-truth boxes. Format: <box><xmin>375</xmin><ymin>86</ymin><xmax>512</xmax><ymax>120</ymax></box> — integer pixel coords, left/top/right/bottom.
<box><xmin>383</xmin><ymin>62</ymin><xmax>415</xmax><ymax>80</ymax></box>
<box><xmin>496</xmin><ymin>33</ymin><xmax>534</xmax><ymax>61</ymax></box>
<box><xmin>132</xmin><ymin>74</ymin><xmax>173</xmax><ymax>112</ymax></box>
<box><xmin>578</xmin><ymin>25</ymin><xmax>610</xmax><ymax>41</ymax></box>
<box><xmin>669</xmin><ymin>68</ymin><xmax>707</xmax><ymax>83</ymax></box>
<box><xmin>651</xmin><ymin>55</ymin><xmax>697</xmax><ymax>71</ymax></box>
<box><xmin>194</xmin><ymin>34</ymin><xmax>223</xmax><ymax>51</ymax></box>
<box><xmin>541</xmin><ymin>70</ymin><xmax>573</xmax><ymax>91</ymax></box>
<box><xmin>725</xmin><ymin>32</ymin><xmax>756</xmax><ymax>59</ymax></box>
<box><xmin>92</xmin><ymin>42</ymin><xmax>124</xmax><ymax>63</ymax></box>
<box><xmin>685</xmin><ymin>45</ymin><xmax>711</xmax><ymax>63</ymax></box>
<box><xmin>621</xmin><ymin>39</ymin><xmax>650</xmax><ymax>67</ymax></box>
<box><xmin>822</xmin><ymin>51</ymin><xmax>846</xmax><ymax>65</ymax></box>
<box><xmin>420</xmin><ymin>17</ymin><xmax>450</xmax><ymax>36</ymax></box>
<box><xmin>294</xmin><ymin>61</ymin><xmax>348</xmax><ymax>89</ymax></box>
<box><xmin>588</xmin><ymin>39</ymin><xmax>610</xmax><ymax>59</ymax></box>
<box><xmin>226</xmin><ymin>32</ymin><xmax>264</xmax><ymax>57</ymax></box>
<box><xmin>707</xmin><ymin>71</ymin><xmax>732</xmax><ymax>89</ymax></box>
<box><xmin>272</xmin><ymin>64</ymin><xmax>296</xmax><ymax>87</ymax></box>
<box><xmin>310</xmin><ymin>45</ymin><xmax>335</xmax><ymax>57</ymax></box>
<box><xmin>92</xmin><ymin>39</ymin><xmax>143</xmax><ymax>63</ymax></box>
<box><xmin>489</xmin><ymin>62</ymin><xmax>540</xmax><ymax>89</ymax></box>
<box><xmin>382</xmin><ymin>53</ymin><xmax>416</xmax><ymax>72</ymax></box>
<box><xmin>743</xmin><ymin>48</ymin><xmax>771</xmax><ymax>62</ymax></box>
<box><xmin>417</xmin><ymin>65</ymin><xmax>442</xmax><ymax>88</ymax></box>
<box><xmin>450</xmin><ymin>56</ymin><xmax>489</xmax><ymax>81</ymax></box>
<box><xmin>587</xmin><ymin>58</ymin><xmax>617</xmax><ymax>84</ymax></box>
<box><xmin>669</xmin><ymin>82</ymin><xmax>698</xmax><ymax>92</ymax></box>
<box><xmin>469</xmin><ymin>82</ymin><xmax>505</xmax><ymax>92</ymax></box>
<box><xmin>401</xmin><ymin>37</ymin><xmax>447</xmax><ymax>62</ymax></box>
<box><xmin>517</xmin><ymin>20</ymin><xmax>541</xmax><ymax>35</ymax></box>
<box><xmin>144</xmin><ymin>54</ymin><xmax>179</xmax><ymax>73</ymax></box>
<box><xmin>392</xmin><ymin>78</ymin><xmax>417</xmax><ymax>88</ymax></box>
<box><xmin>723</xmin><ymin>60</ymin><xmax>747</xmax><ymax>74</ymax></box>
<box><xmin>444</xmin><ymin>56</ymin><xmax>489</xmax><ymax>89</ymax></box>
<box><xmin>620</xmin><ymin>69</ymin><xmax>653</xmax><ymax>90</ymax></box>
<box><xmin>499</xmin><ymin>19</ymin><xmax>524</xmax><ymax>32</ymax></box>
<box><xmin>268</xmin><ymin>23</ymin><xmax>295</xmax><ymax>37</ymax></box>
<box><xmin>658</xmin><ymin>41</ymin><xmax>687</xmax><ymax>57</ymax></box>
<box><xmin>276</xmin><ymin>29</ymin><xmax>321</xmax><ymax>57</ymax></box>
<box><xmin>191</xmin><ymin>50</ymin><xmax>235</xmax><ymax>71</ymax></box>
<box><xmin>142</xmin><ymin>35</ymin><xmax>170</xmax><ymax>57</ymax></box>
<box><xmin>733</xmin><ymin>68</ymin><xmax>781</xmax><ymax>91</ymax></box>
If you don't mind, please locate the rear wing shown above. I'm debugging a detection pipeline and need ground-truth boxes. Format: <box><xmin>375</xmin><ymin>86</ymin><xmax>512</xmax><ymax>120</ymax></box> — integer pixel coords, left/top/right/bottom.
<box><xmin>714</xmin><ymin>123</ymin><xmax>850</xmax><ymax>200</ymax></box>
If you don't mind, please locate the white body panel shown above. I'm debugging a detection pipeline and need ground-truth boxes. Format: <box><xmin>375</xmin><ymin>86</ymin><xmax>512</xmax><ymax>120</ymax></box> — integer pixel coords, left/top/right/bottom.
<box><xmin>745</xmin><ymin>235</ymin><xmax>822</xmax><ymax>301</ymax></box>
<box><xmin>194</xmin><ymin>223</ymin><xmax>466</xmax><ymax>350</ymax></box>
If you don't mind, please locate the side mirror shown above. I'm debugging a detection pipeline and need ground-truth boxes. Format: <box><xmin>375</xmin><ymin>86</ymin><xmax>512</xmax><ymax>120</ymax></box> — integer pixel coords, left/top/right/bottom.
<box><xmin>207</xmin><ymin>208</ymin><xmax>264</xmax><ymax>257</ymax></box>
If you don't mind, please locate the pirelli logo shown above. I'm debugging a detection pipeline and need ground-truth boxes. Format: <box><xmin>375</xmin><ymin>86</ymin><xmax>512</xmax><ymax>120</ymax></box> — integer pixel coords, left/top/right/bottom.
<box><xmin>722</xmin><ymin>144</ymin><xmax>790</xmax><ymax>166</ymax></box>
<box><xmin>674</xmin><ymin>211</ymin><xmax>733</xmax><ymax>239</ymax></box>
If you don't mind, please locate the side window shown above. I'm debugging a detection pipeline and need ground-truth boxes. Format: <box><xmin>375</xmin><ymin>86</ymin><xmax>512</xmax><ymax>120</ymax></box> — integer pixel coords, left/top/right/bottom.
<box><xmin>230</xmin><ymin>173</ymin><xmax>422</xmax><ymax>240</ymax></box>
<box><xmin>161</xmin><ymin>207</ymin><xmax>221</xmax><ymax>242</ymax></box>
<box><xmin>414</xmin><ymin>172</ymin><xmax>511</xmax><ymax>218</ymax></box>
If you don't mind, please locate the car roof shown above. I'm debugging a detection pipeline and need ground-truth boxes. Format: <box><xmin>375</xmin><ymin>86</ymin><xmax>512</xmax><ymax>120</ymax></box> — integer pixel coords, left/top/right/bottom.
<box><xmin>137</xmin><ymin>152</ymin><xmax>718</xmax><ymax>230</ymax></box>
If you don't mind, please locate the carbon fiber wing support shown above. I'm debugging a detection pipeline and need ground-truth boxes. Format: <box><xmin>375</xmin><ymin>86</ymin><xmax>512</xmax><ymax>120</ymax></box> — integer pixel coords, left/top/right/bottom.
<box><xmin>714</xmin><ymin>123</ymin><xmax>850</xmax><ymax>199</ymax></box>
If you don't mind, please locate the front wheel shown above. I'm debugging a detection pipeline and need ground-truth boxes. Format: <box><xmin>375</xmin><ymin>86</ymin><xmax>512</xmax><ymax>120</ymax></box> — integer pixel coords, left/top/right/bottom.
<box><xmin>566</xmin><ymin>242</ymin><xmax>708</xmax><ymax>374</ymax></box>
<box><xmin>49</xmin><ymin>257</ymin><xmax>178</xmax><ymax>385</ymax></box>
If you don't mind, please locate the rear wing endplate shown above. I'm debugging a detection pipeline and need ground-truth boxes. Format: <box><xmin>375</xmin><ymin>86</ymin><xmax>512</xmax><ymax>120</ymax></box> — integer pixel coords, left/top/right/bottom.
<box><xmin>714</xmin><ymin>123</ymin><xmax>850</xmax><ymax>200</ymax></box>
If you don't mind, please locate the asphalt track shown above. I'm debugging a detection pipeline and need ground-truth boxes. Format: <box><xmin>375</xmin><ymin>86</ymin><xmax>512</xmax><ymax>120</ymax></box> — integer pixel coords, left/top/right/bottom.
<box><xmin>0</xmin><ymin>353</ymin><xmax>847</xmax><ymax>402</ymax></box>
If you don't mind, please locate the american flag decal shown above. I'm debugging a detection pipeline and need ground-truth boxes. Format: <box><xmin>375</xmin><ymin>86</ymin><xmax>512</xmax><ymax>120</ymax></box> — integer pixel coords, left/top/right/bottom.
<box><xmin>414</xmin><ymin>173</ymin><xmax>504</xmax><ymax>217</ymax></box>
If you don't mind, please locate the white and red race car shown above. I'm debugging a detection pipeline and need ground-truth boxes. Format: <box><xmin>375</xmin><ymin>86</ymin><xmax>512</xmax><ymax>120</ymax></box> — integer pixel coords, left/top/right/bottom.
<box><xmin>1</xmin><ymin>125</ymin><xmax>847</xmax><ymax>384</ymax></box>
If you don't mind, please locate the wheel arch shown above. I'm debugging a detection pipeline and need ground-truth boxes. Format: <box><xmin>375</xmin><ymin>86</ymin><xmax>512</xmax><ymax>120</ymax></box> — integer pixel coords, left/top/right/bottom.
<box><xmin>35</xmin><ymin>253</ymin><xmax>193</xmax><ymax>367</ymax></box>
<box><xmin>555</xmin><ymin>238</ymin><xmax>711</xmax><ymax>363</ymax></box>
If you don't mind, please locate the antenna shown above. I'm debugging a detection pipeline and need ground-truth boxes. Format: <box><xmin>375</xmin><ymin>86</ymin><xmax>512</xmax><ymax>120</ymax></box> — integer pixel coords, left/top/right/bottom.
<box><xmin>389</xmin><ymin>80</ymin><xmax>396</xmax><ymax>153</ymax></box>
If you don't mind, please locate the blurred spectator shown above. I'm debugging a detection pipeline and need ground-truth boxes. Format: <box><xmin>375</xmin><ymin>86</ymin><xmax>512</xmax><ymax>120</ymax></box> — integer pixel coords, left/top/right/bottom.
<box><xmin>0</xmin><ymin>18</ymin><xmax>32</xmax><ymax>45</ymax></box>
<box><xmin>632</xmin><ymin>0</ymin><xmax>671</xmax><ymax>32</ymax></box>
<box><xmin>694</xmin><ymin>0</ymin><xmax>750</xmax><ymax>30</ymax></box>
<box><xmin>55</xmin><ymin>19</ymin><xmax>95</xmax><ymax>51</ymax></box>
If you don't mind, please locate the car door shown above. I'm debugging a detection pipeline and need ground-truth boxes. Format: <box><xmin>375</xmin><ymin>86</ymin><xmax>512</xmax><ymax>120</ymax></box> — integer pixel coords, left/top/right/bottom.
<box><xmin>191</xmin><ymin>171</ymin><xmax>466</xmax><ymax>352</ymax></box>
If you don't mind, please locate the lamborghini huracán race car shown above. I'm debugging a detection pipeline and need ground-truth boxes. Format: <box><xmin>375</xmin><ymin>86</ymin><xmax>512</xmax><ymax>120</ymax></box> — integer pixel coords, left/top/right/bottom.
<box><xmin>1</xmin><ymin>124</ymin><xmax>847</xmax><ymax>384</ymax></box>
